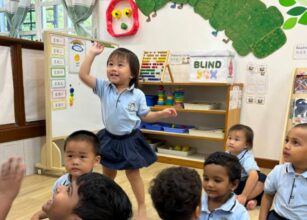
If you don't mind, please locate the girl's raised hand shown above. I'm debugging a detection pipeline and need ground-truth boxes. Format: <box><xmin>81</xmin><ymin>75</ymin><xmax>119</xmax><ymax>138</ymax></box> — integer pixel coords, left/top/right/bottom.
<box><xmin>89</xmin><ymin>41</ymin><xmax>104</xmax><ymax>56</ymax></box>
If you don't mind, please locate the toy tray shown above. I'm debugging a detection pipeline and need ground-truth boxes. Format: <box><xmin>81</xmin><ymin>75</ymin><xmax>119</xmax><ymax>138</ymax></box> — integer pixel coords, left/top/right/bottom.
<box><xmin>157</xmin><ymin>146</ymin><xmax>195</xmax><ymax>156</ymax></box>
<box><xmin>163</xmin><ymin>127</ymin><xmax>188</xmax><ymax>133</ymax></box>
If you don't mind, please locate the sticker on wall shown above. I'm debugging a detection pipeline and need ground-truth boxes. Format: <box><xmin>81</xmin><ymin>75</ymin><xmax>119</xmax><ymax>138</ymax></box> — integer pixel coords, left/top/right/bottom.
<box><xmin>135</xmin><ymin>0</ymin><xmax>287</xmax><ymax>58</ymax></box>
<box><xmin>51</xmin><ymin>68</ymin><xmax>66</xmax><ymax>78</ymax></box>
<box><xmin>52</xmin><ymin>100</ymin><xmax>66</xmax><ymax>111</ymax></box>
<box><xmin>51</xmin><ymin>79</ymin><xmax>66</xmax><ymax>89</ymax></box>
<box><xmin>50</xmin><ymin>34</ymin><xmax>65</xmax><ymax>46</ymax></box>
<box><xmin>51</xmin><ymin>57</ymin><xmax>65</xmax><ymax>66</ymax></box>
<box><xmin>51</xmin><ymin>90</ymin><xmax>66</xmax><ymax>99</ymax></box>
<box><xmin>106</xmin><ymin>0</ymin><xmax>139</xmax><ymax>37</ymax></box>
<box><xmin>68</xmin><ymin>38</ymin><xmax>86</xmax><ymax>73</ymax></box>
<box><xmin>293</xmin><ymin>44</ymin><xmax>307</xmax><ymax>59</ymax></box>
<box><xmin>279</xmin><ymin>0</ymin><xmax>307</xmax><ymax>29</ymax></box>
<box><xmin>50</xmin><ymin>46</ymin><xmax>65</xmax><ymax>57</ymax></box>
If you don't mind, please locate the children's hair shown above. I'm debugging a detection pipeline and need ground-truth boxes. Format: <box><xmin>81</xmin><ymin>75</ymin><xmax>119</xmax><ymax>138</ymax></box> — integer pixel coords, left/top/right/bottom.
<box><xmin>294</xmin><ymin>123</ymin><xmax>307</xmax><ymax>129</ymax></box>
<box><xmin>73</xmin><ymin>172</ymin><xmax>132</xmax><ymax>220</ymax></box>
<box><xmin>149</xmin><ymin>166</ymin><xmax>202</xmax><ymax>220</ymax></box>
<box><xmin>107</xmin><ymin>48</ymin><xmax>140</xmax><ymax>88</ymax></box>
<box><xmin>63</xmin><ymin>130</ymin><xmax>100</xmax><ymax>155</ymax></box>
<box><xmin>228</xmin><ymin>124</ymin><xmax>254</xmax><ymax>149</ymax></box>
<box><xmin>204</xmin><ymin>151</ymin><xmax>242</xmax><ymax>182</ymax></box>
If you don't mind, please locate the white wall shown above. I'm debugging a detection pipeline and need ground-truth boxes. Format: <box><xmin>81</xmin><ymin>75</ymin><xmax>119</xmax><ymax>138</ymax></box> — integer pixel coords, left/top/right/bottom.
<box><xmin>98</xmin><ymin>0</ymin><xmax>307</xmax><ymax>161</ymax></box>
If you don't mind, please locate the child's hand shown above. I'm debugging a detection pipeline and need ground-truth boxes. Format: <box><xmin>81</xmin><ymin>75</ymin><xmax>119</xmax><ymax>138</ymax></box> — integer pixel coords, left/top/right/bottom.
<box><xmin>236</xmin><ymin>194</ymin><xmax>247</xmax><ymax>205</ymax></box>
<box><xmin>0</xmin><ymin>157</ymin><xmax>25</xmax><ymax>200</ymax></box>
<box><xmin>89</xmin><ymin>41</ymin><xmax>104</xmax><ymax>56</ymax></box>
<box><xmin>162</xmin><ymin>108</ymin><xmax>177</xmax><ymax>118</ymax></box>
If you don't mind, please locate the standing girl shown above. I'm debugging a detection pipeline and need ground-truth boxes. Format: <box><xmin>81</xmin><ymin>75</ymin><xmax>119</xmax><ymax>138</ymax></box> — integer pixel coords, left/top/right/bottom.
<box><xmin>79</xmin><ymin>42</ymin><xmax>177</xmax><ymax>220</ymax></box>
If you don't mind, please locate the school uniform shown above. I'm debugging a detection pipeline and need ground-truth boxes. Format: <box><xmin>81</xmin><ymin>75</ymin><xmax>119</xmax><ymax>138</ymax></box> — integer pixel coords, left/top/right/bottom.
<box><xmin>265</xmin><ymin>163</ymin><xmax>307</xmax><ymax>220</ymax></box>
<box><xmin>229</xmin><ymin>150</ymin><xmax>266</xmax><ymax>204</ymax></box>
<box><xmin>52</xmin><ymin>173</ymin><xmax>71</xmax><ymax>193</ymax></box>
<box><xmin>199</xmin><ymin>192</ymin><xmax>250</xmax><ymax>220</ymax></box>
<box><xmin>95</xmin><ymin>79</ymin><xmax>157</xmax><ymax>170</ymax></box>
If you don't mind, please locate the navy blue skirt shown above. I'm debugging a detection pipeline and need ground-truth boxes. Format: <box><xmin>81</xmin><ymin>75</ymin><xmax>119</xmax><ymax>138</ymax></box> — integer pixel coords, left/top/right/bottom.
<box><xmin>96</xmin><ymin>129</ymin><xmax>157</xmax><ymax>170</ymax></box>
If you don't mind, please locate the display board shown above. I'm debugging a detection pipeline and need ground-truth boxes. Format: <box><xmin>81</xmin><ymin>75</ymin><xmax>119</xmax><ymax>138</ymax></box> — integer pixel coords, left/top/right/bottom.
<box><xmin>36</xmin><ymin>31</ymin><xmax>117</xmax><ymax>173</ymax></box>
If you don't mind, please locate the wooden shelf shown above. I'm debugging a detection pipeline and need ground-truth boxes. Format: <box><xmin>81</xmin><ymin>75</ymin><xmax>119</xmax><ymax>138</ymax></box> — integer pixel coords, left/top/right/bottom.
<box><xmin>139</xmin><ymin>81</ymin><xmax>243</xmax><ymax>87</ymax></box>
<box><xmin>150</xmin><ymin>106</ymin><xmax>226</xmax><ymax>114</ymax></box>
<box><xmin>157</xmin><ymin>153</ymin><xmax>204</xmax><ymax>169</ymax></box>
<box><xmin>141</xmin><ymin>129</ymin><xmax>224</xmax><ymax>141</ymax></box>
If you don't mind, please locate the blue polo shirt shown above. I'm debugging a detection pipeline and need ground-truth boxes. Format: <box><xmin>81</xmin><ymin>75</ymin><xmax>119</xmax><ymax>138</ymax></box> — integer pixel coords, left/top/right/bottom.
<box><xmin>199</xmin><ymin>192</ymin><xmax>250</xmax><ymax>220</ymax></box>
<box><xmin>264</xmin><ymin>163</ymin><xmax>307</xmax><ymax>220</ymax></box>
<box><xmin>52</xmin><ymin>173</ymin><xmax>71</xmax><ymax>193</ymax></box>
<box><xmin>234</xmin><ymin>150</ymin><xmax>259</xmax><ymax>180</ymax></box>
<box><xmin>94</xmin><ymin>79</ymin><xmax>150</xmax><ymax>135</ymax></box>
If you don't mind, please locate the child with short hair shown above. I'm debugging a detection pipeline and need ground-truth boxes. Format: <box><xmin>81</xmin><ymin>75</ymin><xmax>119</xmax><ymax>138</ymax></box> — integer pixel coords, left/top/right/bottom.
<box><xmin>226</xmin><ymin>124</ymin><xmax>266</xmax><ymax>209</ymax></box>
<box><xmin>149</xmin><ymin>166</ymin><xmax>202</xmax><ymax>220</ymax></box>
<box><xmin>42</xmin><ymin>172</ymin><xmax>132</xmax><ymax>220</ymax></box>
<box><xmin>199</xmin><ymin>151</ymin><xmax>250</xmax><ymax>220</ymax></box>
<box><xmin>80</xmin><ymin>43</ymin><xmax>177</xmax><ymax>220</ymax></box>
<box><xmin>259</xmin><ymin>123</ymin><xmax>307</xmax><ymax>220</ymax></box>
<box><xmin>31</xmin><ymin>130</ymin><xmax>101</xmax><ymax>219</ymax></box>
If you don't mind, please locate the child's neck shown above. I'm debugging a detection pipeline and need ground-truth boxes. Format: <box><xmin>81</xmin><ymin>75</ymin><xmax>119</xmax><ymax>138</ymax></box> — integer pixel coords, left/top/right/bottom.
<box><xmin>292</xmin><ymin>163</ymin><xmax>307</xmax><ymax>174</ymax></box>
<box><xmin>115</xmin><ymin>84</ymin><xmax>130</xmax><ymax>93</ymax></box>
<box><xmin>207</xmin><ymin>193</ymin><xmax>232</xmax><ymax>211</ymax></box>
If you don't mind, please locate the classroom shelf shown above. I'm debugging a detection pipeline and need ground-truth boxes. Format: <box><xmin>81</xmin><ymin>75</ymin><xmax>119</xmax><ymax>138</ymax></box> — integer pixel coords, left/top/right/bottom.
<box><xmin>150</xmin><ymin>105</ymin><xmax>226</xmax><ymax>115</ymax></box>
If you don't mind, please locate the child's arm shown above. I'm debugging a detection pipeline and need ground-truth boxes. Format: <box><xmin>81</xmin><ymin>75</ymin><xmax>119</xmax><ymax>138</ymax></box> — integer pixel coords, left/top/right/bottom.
<box><xmin>259</xmin><ymin>192</ymin><xmax>274</xmax><ymax>220</ymax></box>
<box><xmin>79</xmin><ymin>42</ymin><xmax>104</xmax><ymax>89</ymax></box>
<box><xmin>31</xmin><ymin>210</ymin><xmax>48</xmax><ymax>220</ymax></box>
<box><xmin>141</xmin><ymin>108</ymin><xmax>177</xmax><ymax>122</ymax></box>
<box><xmin>237</xmin><ymin>170</ymin><xmax>259</xmax><ymax>205</ymax></box>
<box><xmin>0</xmin><ymin>157</ymin><xmax>25</xmax><ymax>220</ymax></box>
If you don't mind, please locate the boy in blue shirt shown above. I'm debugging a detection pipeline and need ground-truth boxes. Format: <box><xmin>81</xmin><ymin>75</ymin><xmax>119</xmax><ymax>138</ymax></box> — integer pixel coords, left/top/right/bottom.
<box><xmin>259</xmin><ymin>123</ymin><xmax>307</xmax><ymax>220</ymax></box>
<box><xmin>199</xmin><ymin>151</ymin><xmax>250</xmax><ymax>220</ymax></box>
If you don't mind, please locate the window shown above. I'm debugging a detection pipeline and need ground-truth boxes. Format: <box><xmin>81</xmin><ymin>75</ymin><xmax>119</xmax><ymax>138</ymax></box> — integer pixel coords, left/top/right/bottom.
<box><xmin>0</xmin><ymin>0</ymin><xmax>96</xmax><ymax>40</ymax></box>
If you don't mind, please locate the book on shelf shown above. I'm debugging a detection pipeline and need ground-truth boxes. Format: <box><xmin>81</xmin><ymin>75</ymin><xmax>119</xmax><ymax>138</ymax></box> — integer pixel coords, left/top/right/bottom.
<box><xmin>294</xmin><ymin>71</ymin><xmax>307</xmax><ymax>94</ymax></box>
<box><xmin>292</xmin><ymin>98</ymin><xmax>307</xmax><ymax>125</ymax></box>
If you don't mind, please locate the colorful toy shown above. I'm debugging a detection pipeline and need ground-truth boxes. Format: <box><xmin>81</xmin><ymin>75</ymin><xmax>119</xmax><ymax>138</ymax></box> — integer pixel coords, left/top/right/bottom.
<box><xmin>165</xmin><ymin>91</ymin><xmax>174</xmax><ymax>106</ymax></box>
<box><xmin>106</xmin><ymin>0</ymin><xmax>139</xmax><ymax>37</ymax></box>
<box><xmin>157</xmin><ymin>85</ymin><xmax>165</xmax><ymax>105</ymax></box>
<box><xmin>69</xmin><ymin>85</ymin><xmax>74</xmax><ymax>107</ymax></box>
<box><xmin>173</xmin><ymin>88</ymin><xmax>184</xmax><ymax>108</ymax></box>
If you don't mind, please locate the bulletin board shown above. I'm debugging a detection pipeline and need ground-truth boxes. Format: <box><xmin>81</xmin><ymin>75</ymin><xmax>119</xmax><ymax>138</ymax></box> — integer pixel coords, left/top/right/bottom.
<box><xmin>36</xmin><ymin>31</ymin><xmax>117</xmax><ymax>173</ymax></box>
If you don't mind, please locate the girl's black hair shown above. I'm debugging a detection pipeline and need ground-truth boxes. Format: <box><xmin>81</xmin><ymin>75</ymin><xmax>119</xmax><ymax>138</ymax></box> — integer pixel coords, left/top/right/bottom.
<box><xmin>107</xmin><ymin>48</ymin><xmax>140</xmax><ymax>88</ymax></box>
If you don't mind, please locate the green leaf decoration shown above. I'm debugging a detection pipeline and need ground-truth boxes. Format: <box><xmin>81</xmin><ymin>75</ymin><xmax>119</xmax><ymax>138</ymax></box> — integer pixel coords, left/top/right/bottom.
<box><xmin>283</xmin><ymin>17</ymin><xmax>298</xmax><ymax>29</ymax></box>
<box><xmin>135</xmin><ymin>0</ymin><xmax>155</xmax><ymax>16</ymax></box>
<box><xmin>287</xmin><ymin>6</ymin><xmax>307</xmax><ymax>16</ymax></box>
<box><xmin>279</xmin><ymin>0</ymin><xmax>296</xmax><ymax>7</ymax></box>
<box><xmin>298</xmin><ymin>11</ymin><xmax>307</xmax><ymax>24</ymax></box>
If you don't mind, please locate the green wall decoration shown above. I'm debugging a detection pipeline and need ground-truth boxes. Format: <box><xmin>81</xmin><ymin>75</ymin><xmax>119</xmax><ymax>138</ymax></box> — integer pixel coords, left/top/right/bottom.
<box><xmin>135</xmin><ymin>0</ymin><xmax>287</xmax><ymax>59</ymax></box>
<box><xmin>279</xmin><ymin>0</ymin><xmax>307</xmax><ymax>29</ymax></box>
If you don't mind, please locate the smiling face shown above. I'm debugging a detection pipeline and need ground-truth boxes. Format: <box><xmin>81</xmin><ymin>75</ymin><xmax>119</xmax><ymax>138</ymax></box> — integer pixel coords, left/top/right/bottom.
<box><xmin>283</xmin><ymin>127</ymin><xmax>307</xmax><ymax>173</ymax></box>
<box><xmin>203</xmin><ymin>164</ymin><xmax>238</xmax><ymax>204</ymax></box>
<box><xmin>64</xmin><ymin>140</ymin><xmax>100</xmax><ymax>181</ymax></box>
<box><xmin>42</xmin><ymin>183</ymin><xmax>79</xmax><ymax>220</ymax></box>
<box><xmin>226</xmin><ymin>130</ymin><xmax>248</xmax><ymax>155</ymax></box>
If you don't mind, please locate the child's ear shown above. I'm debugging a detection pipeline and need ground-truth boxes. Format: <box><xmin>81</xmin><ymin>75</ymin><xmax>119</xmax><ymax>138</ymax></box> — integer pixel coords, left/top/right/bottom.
<box><xmin>192</xmin><ymin>205</ymin><xmax>201</xmax><ymax>220</ymax></box>
<box><xmin>231</xmin><ymin>179</ymin><xmax>240</xmax><ymax>192</ymax></box>
<box><xmin>95</xmin><ymin>155</ymin><xmax>101</xmax><ymax>165</ymax></box>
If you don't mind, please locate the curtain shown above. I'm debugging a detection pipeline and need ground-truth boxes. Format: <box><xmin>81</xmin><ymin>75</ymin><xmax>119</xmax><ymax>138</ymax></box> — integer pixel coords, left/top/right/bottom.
<box><xmin>4</xmin><ymin>0</ymin><xmax>31</xmax><ymax>37</ymax></box>
<box><xmin>61</xmin><ymin>0</ymin><xmax>97</xmax><ymax>37</ymax></box>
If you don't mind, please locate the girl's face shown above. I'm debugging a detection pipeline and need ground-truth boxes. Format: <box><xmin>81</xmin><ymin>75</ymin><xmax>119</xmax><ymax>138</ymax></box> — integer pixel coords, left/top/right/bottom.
<box><xmin>107</xmin><ymin>56</ymin><xmax>133</xmax><ymax>89</ymax></box>
<box><xmin>283</xmin><ymin>127</ymin><xmax>307</xmax><ymax>173</ymax></box>
<box><xmin>226</xmin><ymin>130</ymin><xmax>247</xmax><ymax>155</ymax></box>
<box><xmin>64</xmin><ymin>140</ymin><xmax>100</xmax><ymax>181</ymax></box>
<box><xmin>203</xmin><ymin>164</ymin><xmax>237</xmax><ymax>203</ymax></box>
<box><xmin>43</xmin><ymin>182</ymin><xmax>79</xmax><ymax>219</ymax></box>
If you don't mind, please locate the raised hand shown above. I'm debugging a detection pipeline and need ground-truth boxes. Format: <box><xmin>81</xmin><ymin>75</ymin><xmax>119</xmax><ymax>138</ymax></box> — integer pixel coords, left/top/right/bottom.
<box><xmin>89</xmin><ymin>41</ymin><xmax>104</xmax><ymax>56</ymax></box>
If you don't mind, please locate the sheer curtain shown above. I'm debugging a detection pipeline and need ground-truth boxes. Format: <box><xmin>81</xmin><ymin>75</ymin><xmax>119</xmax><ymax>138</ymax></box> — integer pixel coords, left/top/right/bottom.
<box><xmin>4</xmin><ymin>0</ymin><xmax>31</xmax><ymax>37</ymax></box>
<box><xmin>61</xmin><ymin>0</ymin><xmax>97</xmax><ymax>37</ymax></box>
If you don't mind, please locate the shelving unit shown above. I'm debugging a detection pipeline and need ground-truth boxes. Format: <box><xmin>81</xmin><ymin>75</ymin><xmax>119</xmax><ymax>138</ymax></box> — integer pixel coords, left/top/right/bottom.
<box><xmin>140</xmin><ymin>81</ymin><xmax>243</xmax><ymax>168</ymax></box>
<box><xmin>281</xmin><ymin>68</ymin><xmax>307</xmax><ymax>162</ymax></box>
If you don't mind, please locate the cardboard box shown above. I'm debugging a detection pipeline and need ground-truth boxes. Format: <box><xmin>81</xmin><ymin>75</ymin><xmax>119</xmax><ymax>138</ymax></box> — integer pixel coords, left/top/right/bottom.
<box><xmin>189</xmin><ymin>50</ymin><xmax>235</xmax><ymax>83</ymax></box>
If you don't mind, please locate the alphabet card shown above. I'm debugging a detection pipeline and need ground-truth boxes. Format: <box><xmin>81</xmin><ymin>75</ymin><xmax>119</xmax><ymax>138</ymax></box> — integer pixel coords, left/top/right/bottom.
<box><xmin>189</xmin><ymin>51</ymin><xmax>235</xmax><ymax>83</ymax></box>
<box><xmin>139</xmin><ymin>51</ymin><xmax>170</xmax><ymax>81</ymax></box>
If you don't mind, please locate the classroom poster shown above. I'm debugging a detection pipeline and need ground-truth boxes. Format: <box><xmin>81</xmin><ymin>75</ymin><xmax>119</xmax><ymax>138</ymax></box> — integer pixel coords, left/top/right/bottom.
<box><xmin>68</xmin><ymin>38</ymin><xmax>86</xmax><ymax>74</ymax></box>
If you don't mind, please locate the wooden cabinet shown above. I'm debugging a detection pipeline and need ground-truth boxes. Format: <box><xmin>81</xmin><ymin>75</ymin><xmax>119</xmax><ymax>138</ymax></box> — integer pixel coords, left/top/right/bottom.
<box><xmin>139</xmin><ymin>82</ymin><xmax>243</xmax><ymax>168</ymax></box>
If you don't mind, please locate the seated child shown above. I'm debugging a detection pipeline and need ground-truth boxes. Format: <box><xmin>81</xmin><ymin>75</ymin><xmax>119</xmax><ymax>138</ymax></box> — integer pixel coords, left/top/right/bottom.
<box><xmin>149</xmin><ymin>166</ymin><xmax>202</xmax><ymax>220</ymax></box>
<box><xmin>42</xmin><ymin>172</ymin><xmax>132</xmax><ymax>220</ymax></box>
<box><xmin>0</xmin><ymin>157</ymin><xmax>25</xmax><ymax>220</ymax></box>
<box><xmin>226</xmin><ymin>124</ymin><xmax>266</xmax><ymax>209</ymax></box>
<box><xmin>259</xmin><ymin>123</ymin><xmax>307</xmax><ymax>220</ymax></box>
<box><xmin>199</xmin><ymin>151</ymin><xmax>250</xmax><ymax>220</ymax></box>
<box><xmin>32</xmin><ymin>130</ymin><xmax>101</xmax><ymax>219</ymax></box>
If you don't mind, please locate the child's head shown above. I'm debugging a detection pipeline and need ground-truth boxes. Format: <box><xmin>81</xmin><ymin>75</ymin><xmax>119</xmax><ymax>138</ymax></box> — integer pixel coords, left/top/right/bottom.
<box><xmin>283</xmin><ymin>123</ymin><xmax>307</xmax><ymax>170</ymax></box>
<box><xmin>42</xmin><ymin>172</ymin><xmax>132</xmax><ymax>220</ymax></box>
<box><xmin>149</xmin><ymin>166</ymin><xmax>202</xmax><ymax>220</ymax></box>
<box><xmin>63</xmin><ymin>130</ymin><xmax>101</xmax><ymax>179</ymax></box>
<box><xmin>226</xmin><ymin>124</ymin><xmax>254</xmax><ymax>154</ymax></box>
<box><xmin>203</xmin><ymin>152</ymin><xmax>241</xmax><ymax>201</ymax></box>
<box><xmin>107</xmin><ymin>47</ymin><xmax>140</xmax><ymax>88</ymax></box>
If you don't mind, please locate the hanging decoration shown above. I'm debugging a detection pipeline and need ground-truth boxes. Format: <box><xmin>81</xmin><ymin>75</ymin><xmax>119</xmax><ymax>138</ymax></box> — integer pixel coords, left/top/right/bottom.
<box><xmin>106</xmin><ymin>0</ymin><xmax>139</xmax><ymax>37</ymax></box>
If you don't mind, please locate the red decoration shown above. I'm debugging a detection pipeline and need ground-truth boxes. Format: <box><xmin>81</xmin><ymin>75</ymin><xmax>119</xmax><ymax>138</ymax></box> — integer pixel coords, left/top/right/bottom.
<box><xmin>106</xmin><ymin>0</ymin><xmax>139</xmax><ymax>37</ymax></box>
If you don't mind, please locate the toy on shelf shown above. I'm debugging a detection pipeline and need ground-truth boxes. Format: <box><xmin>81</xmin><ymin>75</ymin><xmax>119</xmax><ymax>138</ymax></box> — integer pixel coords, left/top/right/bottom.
<box><xmin>173</xmin><ymin>88</ymin><xmax>184</xmax><ymax>108</ymax></box>
<box><xmin>157</xmin><ymin>85</ymin><xmax>165</xmax><ymax>105</ymax></box>
<box><xmin>165</xmin><ymin>91</ymin><xmax>174</xmax><ymax>106</ymax></box>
